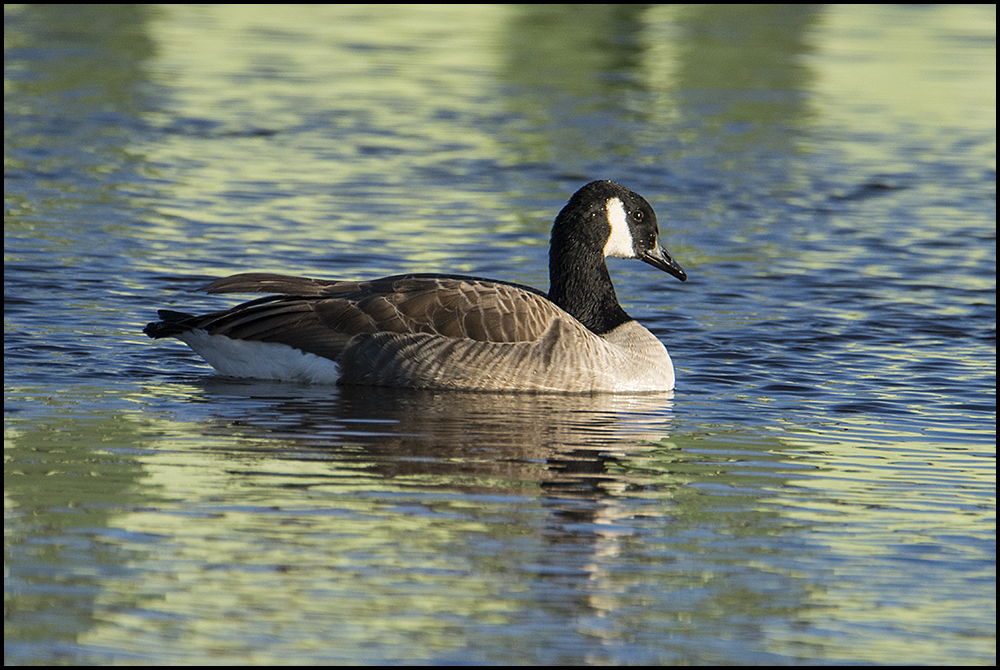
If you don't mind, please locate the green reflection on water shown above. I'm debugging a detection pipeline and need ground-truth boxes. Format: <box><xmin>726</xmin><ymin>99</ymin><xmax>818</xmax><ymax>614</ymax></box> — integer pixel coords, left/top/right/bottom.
<box><xmin>6</xmin><ymin>390</ymin><xmax>994</xmax><ymax>664</ymax></box>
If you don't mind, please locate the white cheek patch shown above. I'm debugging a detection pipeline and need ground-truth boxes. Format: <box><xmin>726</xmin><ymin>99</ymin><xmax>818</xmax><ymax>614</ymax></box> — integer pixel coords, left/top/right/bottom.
<box><xmin>602</xmin><ymin>197</ymin><xmax>635</xmax><ymax>259</ymax></box>
<box><xmin>176</xmin><ymin>329</ymin><xmax>342</xmax><ymax>384</ymax></box>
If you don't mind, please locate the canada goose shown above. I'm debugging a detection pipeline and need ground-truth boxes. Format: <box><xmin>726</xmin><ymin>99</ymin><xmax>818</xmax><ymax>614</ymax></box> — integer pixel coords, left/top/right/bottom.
<box><xmin>144</xmin><ymin>180</ymin><xmax>687</xmax><ymax>392</ymax></box>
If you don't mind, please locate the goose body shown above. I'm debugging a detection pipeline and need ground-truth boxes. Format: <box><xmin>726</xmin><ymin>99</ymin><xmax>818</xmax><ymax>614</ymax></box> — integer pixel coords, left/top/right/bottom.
<box><xmin>144</xmin><ymin>180</ymin><xmax>687</xmax><ymax>392</ymax></box>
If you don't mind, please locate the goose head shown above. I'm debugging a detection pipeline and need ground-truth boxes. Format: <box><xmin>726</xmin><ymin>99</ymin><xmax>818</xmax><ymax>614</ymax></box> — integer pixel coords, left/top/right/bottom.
<box><xmin>548</xmin><ymin>181</ymin><xmax>686</xmax><ymax>333</ymax></box>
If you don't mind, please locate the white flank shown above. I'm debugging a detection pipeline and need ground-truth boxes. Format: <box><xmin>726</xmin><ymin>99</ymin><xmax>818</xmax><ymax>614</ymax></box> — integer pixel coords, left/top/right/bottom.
<box><xmin>602</xmin><ymin>197</ymin><xmax>635</xmax><ymax>258</ymax></box>
<box><xmin>176</xmin><ymin>329</ymin><xmax>341</xmax><ymax>384</ymax></box>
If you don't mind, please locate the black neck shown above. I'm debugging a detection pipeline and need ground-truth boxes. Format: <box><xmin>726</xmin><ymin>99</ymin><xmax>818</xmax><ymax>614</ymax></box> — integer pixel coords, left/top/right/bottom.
<box><xmin>548</xmin><ymin>237</ymin><xmax>632</xmax><ymax>335</ymax></box>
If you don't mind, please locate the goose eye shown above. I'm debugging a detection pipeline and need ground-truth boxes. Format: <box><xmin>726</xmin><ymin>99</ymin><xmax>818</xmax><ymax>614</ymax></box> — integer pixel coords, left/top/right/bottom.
<box><xmin>633</xmin><ymin>209</ymin><xmax>643</xmax><ymax>222</ymax></box>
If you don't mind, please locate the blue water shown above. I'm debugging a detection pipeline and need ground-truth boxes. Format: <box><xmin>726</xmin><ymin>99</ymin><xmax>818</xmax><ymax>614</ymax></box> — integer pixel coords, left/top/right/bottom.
<box><xmin>5</xmin><ymin>4</ymin><xmax>995</xmax><ymax>665</ymax></box>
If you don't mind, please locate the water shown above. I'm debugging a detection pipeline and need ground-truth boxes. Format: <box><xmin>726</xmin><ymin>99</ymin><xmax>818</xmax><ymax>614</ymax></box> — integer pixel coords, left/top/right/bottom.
<box><xmin>5</xmin><ymin>4</ymin><xmax>995</xmax><ymax>665</ymax></box>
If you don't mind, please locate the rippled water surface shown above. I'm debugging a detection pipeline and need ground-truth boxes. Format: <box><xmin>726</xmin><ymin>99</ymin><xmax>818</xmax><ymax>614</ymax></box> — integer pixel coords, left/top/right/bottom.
<box><xmin>5</xmin><ymin>5</ymin><xmax>995</xmax><ymax>665</ymax></box>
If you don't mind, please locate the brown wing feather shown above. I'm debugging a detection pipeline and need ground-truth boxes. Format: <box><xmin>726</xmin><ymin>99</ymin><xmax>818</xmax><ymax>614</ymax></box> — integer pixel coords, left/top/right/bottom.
<box><xmin>175</xmin><ymin>274</ymin><xmax>574</xmax><ymax>363</ymax></box>
<box><xmin>204</xmin><ymin>272</ymin><xmax>358</xmax><ymax>297</ymax></box>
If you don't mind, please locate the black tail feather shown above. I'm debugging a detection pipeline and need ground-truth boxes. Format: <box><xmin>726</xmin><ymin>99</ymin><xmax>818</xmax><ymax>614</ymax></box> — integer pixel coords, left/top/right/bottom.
<box><xmin>144</xmin><ymin>310</ymin><xmax>197</xmax><ymax>339</ymax></box>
